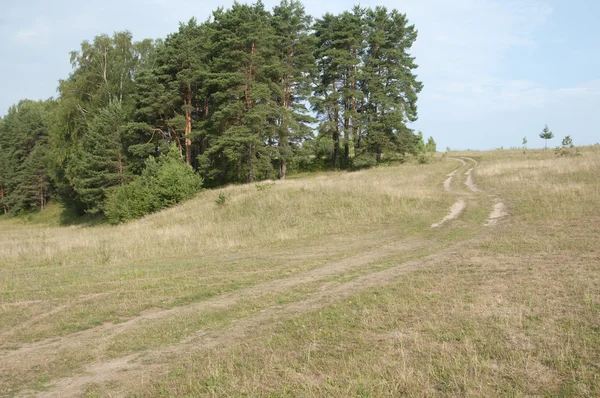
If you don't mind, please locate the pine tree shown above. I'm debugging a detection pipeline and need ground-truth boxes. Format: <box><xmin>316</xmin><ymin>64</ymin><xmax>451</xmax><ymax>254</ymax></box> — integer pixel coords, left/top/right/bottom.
<box><xmin>271</xmin><ymin>0</ymin><xmax>317</xmax><ymax>179</ymax></box>
<box><xmin>13</xmin><ymin>144</ymin><xmax>50</xmax><ymax>211</ymax></box>
<box><xmin>67</xmin><ymin>103</ymin><xmax>130</xmax><ymax>214</ymax></box>
<box><xmin>50</xmin><ymin>32</ymin><xmax>154</xmax><ymax>212</ymax></box>
<box><xmin>425</xmin><ymin>136</ymin><xmax>436</xmax><ymax>153</ymax></box>
<box><xmin>313</xmin><ymin>6</ymin><xmax>422</xmax><ymax>166</ymax></box>
<box><xmin>539</xmin><ymin>125</ymin><xmax>554</xmax><ymax>149</ymax></box>
<box><xmin>363</xmin><ymin>7</ymin><xmax>423</xmax><ymax>162</ymax></box>
<box><xmin>0</xmin><ymin>100</ymin><xmax>53</xmax><ymax>214</ymax></box>
<box><xmin>202</xmin><ymin>1</ymin><xmax>281</xmax><ymax>184</ymax></box>
<box><xmin>313</xmin><ymin>13</ymin><xmax>345</xmax><ymax>168</ymax></box>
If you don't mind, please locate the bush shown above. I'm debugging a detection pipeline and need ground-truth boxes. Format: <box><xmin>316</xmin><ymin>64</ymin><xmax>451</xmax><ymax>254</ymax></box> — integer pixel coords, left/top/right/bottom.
<box><xmin>351</xmin><ymin>154</ymin><xmax>377</xmax><ymax>170</ymax></box>
<box><xmin>554</xmin><ymin>135</ymin><xmax>581</xmax><ymax>157</ymax></box>
<box><xmin>215</xmin><ymin>192</ymin><xmax>228</xmax><ymax>207</ymax></box>
<box><xmin>105</xmin><ymin>144</ymin><xmax>203</xmax><ymax>224</ymax></box>
<box><xmin>104</xmin><ymin>180</ymin><xmax>152</xmax><ymax>224</ymax></box>
<box><xmin>417</xmin><ymin>153</ymin><xmax>429</xmax><ymax>164</ymax></box>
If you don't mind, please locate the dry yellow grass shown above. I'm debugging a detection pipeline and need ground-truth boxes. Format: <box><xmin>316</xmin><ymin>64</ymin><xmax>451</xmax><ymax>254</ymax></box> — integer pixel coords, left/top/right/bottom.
<box><xmin>1</xmin><ymin>147</ymin><xmax>599</xmax><ymax>397</ymax></box>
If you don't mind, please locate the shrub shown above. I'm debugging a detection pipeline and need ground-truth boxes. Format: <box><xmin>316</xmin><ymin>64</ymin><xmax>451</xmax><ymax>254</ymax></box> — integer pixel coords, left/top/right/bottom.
<box><xmin>104</xmin><ymin>180</ymin><xmax>152</xmax><ymax>224</ymax></box>
<box><xmin>555</xmin><ymin>135</ymin><xmax>581</xmax><ymax>157</ymax></box>
<box><xmin>351</xmin><ymin>154</ymin><xmax>377</xmax><ymax>170</ymax></box>
<box><xmin>105</xmin><ymin>144</ymin><xmax>203</xmax><ymax>224</ymax></box>
<box><xmin>142</xmin><ymin>151</ymin><xmax>203</xmax><ymax>209</ymax></box>
<box><xmin>215</xmin><ymin>192</ymin><xmax>229</xmax><ymax>207</ymax></box>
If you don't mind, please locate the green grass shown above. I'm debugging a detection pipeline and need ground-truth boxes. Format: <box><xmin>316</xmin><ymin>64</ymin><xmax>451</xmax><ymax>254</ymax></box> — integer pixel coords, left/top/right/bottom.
<box><xmin>2</xmin><ymin>147</ymin><xmax>599</xmax><ymax>397</ymax></box>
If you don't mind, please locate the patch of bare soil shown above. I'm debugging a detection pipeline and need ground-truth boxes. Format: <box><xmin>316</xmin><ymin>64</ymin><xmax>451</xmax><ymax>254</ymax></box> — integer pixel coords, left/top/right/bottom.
<box><xmin>485</xmin><ymin>201</ymin><xmax>507</xmax><ymax>226</ymax></box>
<box><xmin>444</xmin><ymin>158</ymin><xmax>467</xmax><ymax>192</ymax></box>
<box><xmin>431</xmin><ymin>200</ymin><xmax>466</xmax><ymax>228</ymax></box>
<box><xmin>461</xmin><ymin>157</ymin><xmax>481</xmax><ymax>192</ymax></box>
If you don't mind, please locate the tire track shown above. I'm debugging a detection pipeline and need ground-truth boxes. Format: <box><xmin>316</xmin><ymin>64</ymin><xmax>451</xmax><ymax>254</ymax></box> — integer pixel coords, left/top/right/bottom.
<box><xmin>461</xmin><ymin>157</ymin><xmax>481</xmax><ymax>192</ymax></box>
<box><xmin>27</xmin><ymin>238</ymin><xmax>477</xmax><ymax>398</ymax></box>
<box><xmin>444</xmin><ymin>158</ymin><xmax>467</xmax><ymax>192</ymax></box>
<box><xmin>431</xmin><ymin>200</ymin><xmax>466</xmax><ymax>228</ymax></box>
<box><xmin>485</xmin><ymin>200</ymin><xmax>507</xmax><ymax>226</ymax></box>
<box><xmin>4</xmin><ymin>238</ymin><xmax>432</xmax><ymax>396</ymax></box>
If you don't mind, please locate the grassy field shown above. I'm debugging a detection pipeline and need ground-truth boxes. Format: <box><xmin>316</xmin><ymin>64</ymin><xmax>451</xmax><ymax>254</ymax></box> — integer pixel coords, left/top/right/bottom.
<box><xmin>1</xmin><ymin>148</ymin><xmax>599</xmax><ymax>397</ymax></box>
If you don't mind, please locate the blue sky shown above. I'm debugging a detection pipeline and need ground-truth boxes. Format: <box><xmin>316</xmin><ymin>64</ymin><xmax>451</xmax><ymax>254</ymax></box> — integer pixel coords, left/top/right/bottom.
<box><xmin>1</xmin><ymin>0</ymin><xmax>599</xmax><ymax>150</ymax></box>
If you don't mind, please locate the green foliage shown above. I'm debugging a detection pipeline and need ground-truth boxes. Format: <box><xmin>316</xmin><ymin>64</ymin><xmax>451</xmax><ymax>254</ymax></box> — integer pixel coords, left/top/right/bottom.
<box><xmin>414</xmin><ymin>131</ymin><xmax>429</xmax><ymax>163</ymax></box>
<box><xmin>215</xmin><ymin>192</ymin><xmax>229</xmax><ymax>207</ymax></box>
<box><xmin>555</xmin><ymin>135</ymin><xmax>580</xmax><ymax>157</ymax></box>
<box><xmin>312</xmin><ymin>6</ymin><xmax>422</xmax><ymax>167</ymax></box>
<box><xmin>103</xmin><ymin>179</ymin><xmax>152</xmax><ymax>224</ymax></box>
<box><xmin>351</xmin><ymin>154</ymin><xmax>378</xmax><ymax>170</ymax></box>
<box><xmin>0</xmin><ymin>99</ymin><xmax>54</xmax><ymax>215</ymax></box>
<box><xmin>539</xmin><ymin>125</ymin><xmax>554</xmax><ymax>149</ymax></box>
<box><xmin>67</xmin><ymin>103</ymin><xmax>130</xmax><ymax>214</ymax></box>
<box><xmin>105</xmin><ymin>144</ymin><xmax>202</xmax><ymax>224</ymax></box>
<box><xmin>425</xmin><ymin>136</ymin><xmax>437</xmax><ymax>153</ymax></box>
<box><xmin>4</xmin><ymin>1</ymin><xmax>424</xmax><ymax>218</ymax></box>
<box><xmin>562</xmin><ymin>135</ymin><xmax>573</xmax><ymax>147</ymax></box>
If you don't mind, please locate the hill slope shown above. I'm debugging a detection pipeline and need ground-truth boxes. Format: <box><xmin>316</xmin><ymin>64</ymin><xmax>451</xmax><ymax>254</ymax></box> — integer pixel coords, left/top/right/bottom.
<box><xmin>1</xmin><ymin>148</ymin><xmax>599</xmax><ymax>397</ymax></box>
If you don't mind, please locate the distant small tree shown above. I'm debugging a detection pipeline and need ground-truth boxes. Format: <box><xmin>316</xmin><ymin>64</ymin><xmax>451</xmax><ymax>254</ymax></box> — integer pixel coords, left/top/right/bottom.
<box><xmin>539</xmin><ymin>125</ymin><xmax>554</xmax><ymax>149</ymax></box>
<box><xmin>522</xmin><ymin>136</ymin><xmax>527</xmax><ymax>148</ymax></box>
<box><xmin>425</xmin><ymin>136</ymin><xmax>437</xmax><ymax>153</ymax></box>
<box><xmin>415</xmin><ymin>131</ymin><xmax>428</xmax><ymax>163</ymax></box>
<box><xmin>555</xmin><ymin>135</ymin><xmax>579</xmax><ymax>157</ymax></box>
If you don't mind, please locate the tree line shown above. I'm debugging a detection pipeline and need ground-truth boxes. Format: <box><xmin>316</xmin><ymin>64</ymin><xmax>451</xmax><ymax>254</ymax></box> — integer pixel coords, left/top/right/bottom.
<box><xmin>0</xmin><ymin>0</ymin><xmax>428</xmax><ymax>221</ymax></box>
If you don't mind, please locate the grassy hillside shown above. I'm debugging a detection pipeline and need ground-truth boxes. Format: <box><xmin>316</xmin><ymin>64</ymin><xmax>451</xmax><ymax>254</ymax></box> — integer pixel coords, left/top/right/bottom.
<box><xmin>1</xmin><ymin>148</ymin><xmax>599</xmax><ymax>397</ymax></box>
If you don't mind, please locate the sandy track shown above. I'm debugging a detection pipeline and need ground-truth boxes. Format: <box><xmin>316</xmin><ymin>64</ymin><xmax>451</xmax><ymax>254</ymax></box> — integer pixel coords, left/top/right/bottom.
<box><xmin>461</xmin><ymin>157</ymin><xmax>481</xmax><ymax>192</ymax></box>
<box><xmin>29</xmin><ymin>239</ymin><xmax>476</xmax><ymax>398</ymax></box>
<box><xmin>485</xmin><ymin>201</ymin><xmax>507</xmax><ymax>226</ymax></box>
<box><xmin>444</xmin><ymin>158</ymin><xmax>467</xmax><ymax>192</ymax></box>
<box><xmin>11</xmin><ymin>155</ymin><xmax>503</xmax><ymax>397</ymax></box>
<box><xmin>7</xmin><ymin>238</ymin><xmax>431</xmax><ymax>397</ymax></box>
<box><xmin>431</xmin><ymin>200</ymin><xmax>466</xmax><ymax>228</ymax></box>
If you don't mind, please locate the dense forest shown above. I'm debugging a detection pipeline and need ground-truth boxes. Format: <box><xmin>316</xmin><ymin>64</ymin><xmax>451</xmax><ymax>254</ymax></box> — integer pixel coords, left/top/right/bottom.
<box><xmin>0</xmin><ymin>0</ymin><xmax>430</xmax><ymax>222</ymax></box>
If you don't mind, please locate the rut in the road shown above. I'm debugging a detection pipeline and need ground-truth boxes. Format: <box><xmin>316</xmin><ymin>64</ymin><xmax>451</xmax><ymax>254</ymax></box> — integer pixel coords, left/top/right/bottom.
<box><xmin>7</xmin><ymin>237</ymin><xmax>430</xmax><ymax>397</ymax></box>
<box><xmin>12</xmin><ymin>155</ymin><xmax>500</xmax><ymax>398</ymax></box>
<box><xmin>431</xmin><ymin>200</ymin><xmax>466</xmax><ymax>228</ymax></box>
<box><xmin>485</xmin><ymin>201</ymin><xmax>507</xmax><ymax>226</ymax></box>
<box><xmin>461</xmin><ymin>157</ymin><xmax>481</xmax><ymax>192</ymax></box>
<box><xmin>444</xmin><ymin>158</ymin><xmax>467</xmax><ymax>192</ymax></box>
<box><xmin>30</xmin><ymin>239</ymin><xmax>475</xmax><ymax>398</ymax></box>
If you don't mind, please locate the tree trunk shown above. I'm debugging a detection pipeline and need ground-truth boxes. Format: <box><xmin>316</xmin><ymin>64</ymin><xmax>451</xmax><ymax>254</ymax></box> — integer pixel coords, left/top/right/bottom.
<box><xmin>0</xmin><ymin>182</ymin><xmax>5</xmax><ymax>214</ymax></box>
<box><xmin>39</xmin><ymin>175</ymin><xmax>45</xmax><ymax>211</ymax></box>
<box><xmin>200</xmin><ymin>96</ymin><xmax>210</xmax><ymax>155</ymax></box>
<box><xmin>376</xmin><ymin>144</ymin><xmax>382</xmax><ymax>163</ymax></box>
<box><xmin>332</xmin><ymin>82</ymin><xmax>340</xmax><ymax>169</ymax></box>
<box><xmin>115</xmin><ymin>126</ymin><xmax>125</xmax><ymax>185</ymax></box>
<box><xmin>279</xmin><ymin>159</ymin><xmax>287</xmax><ymax>180</ymax></box>
<box><xmin>247</xmin><ymin>143</ymin><xmax>255</xmax><ymax>183</ymax></box>
<box><xmin>344</xmin><ymin>104</ymin><xmax>350</xmax><ymax>164</ymax></box>
<box><xmin>184</xmin><ymin>85</ymin><xmax>192</xmax><ymax>165</ymax></box>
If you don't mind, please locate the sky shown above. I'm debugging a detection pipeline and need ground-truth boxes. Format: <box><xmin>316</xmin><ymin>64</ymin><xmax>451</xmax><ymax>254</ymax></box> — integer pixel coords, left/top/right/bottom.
<box><xmin>1</xmin><ymin>0</ymin><xmax>599</xmax><ymax>150</ymax></box>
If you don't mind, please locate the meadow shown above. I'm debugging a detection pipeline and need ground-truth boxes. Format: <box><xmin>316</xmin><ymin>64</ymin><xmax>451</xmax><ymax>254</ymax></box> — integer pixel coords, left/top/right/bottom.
<box><xmin>1</xmin><ymin>147</ymin><xmax>599</xmax><ymax>397</ymax></box>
